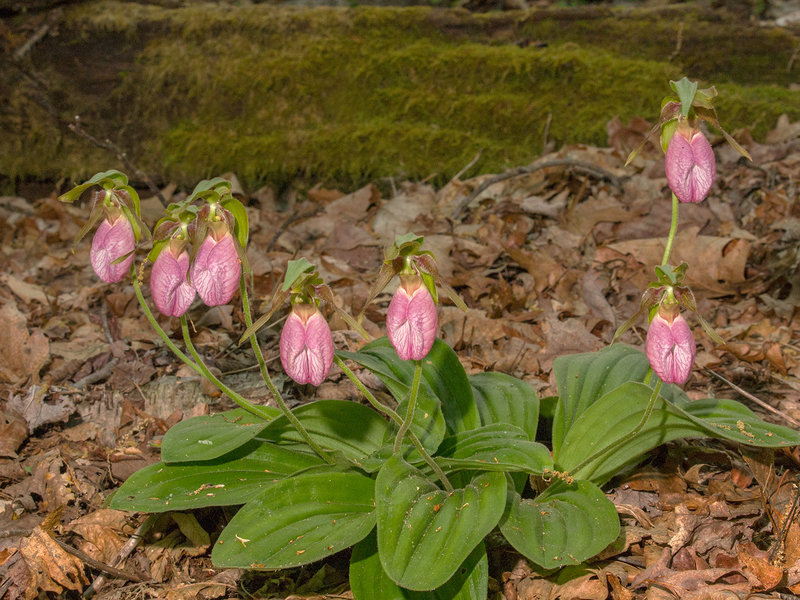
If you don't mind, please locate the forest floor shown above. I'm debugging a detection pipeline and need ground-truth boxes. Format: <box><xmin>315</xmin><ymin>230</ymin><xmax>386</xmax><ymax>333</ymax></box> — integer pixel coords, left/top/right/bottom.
<box><xmin>2</xmin><ymin>109</ymin><xmax>800</xmax><ymax>597</ymax></box>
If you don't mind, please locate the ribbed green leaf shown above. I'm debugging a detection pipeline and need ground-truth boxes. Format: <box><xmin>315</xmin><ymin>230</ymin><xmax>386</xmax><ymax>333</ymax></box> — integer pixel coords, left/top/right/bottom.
<box><xmin>376</xmin><ymin>455</ymin><xmax>505</xmax><ymax>591</ymax></box>
<box><xmin>552</xmin><ymin>344</ymin><xmax>652</xmax><ymax>454</ymax></box>
<box><xmin>109</xmin><ymin>440</ymin><xmax>323</xmax><ymax>512</ymax></box>
<box><xmin>499</xmin><ymin>479</ymin><xmax>619</xmax><ymax>569</ymax></box>
<box><xmin>259</xmin><ymin>400</ymin><xmax>390</xmax><ymax>462</ymax></box>
<box><xmin>680</xmin><ymin>398</ymin><xmax>800</xmax><ymax>447</ymax></box>
<box><xmin>212</xmin><ymin>470</ymin><xmax>376</xmax><ymax>569</ymax></box>
<box><xmin>469</xmin><ymin>372</ymin><xmax>540</xmax><ymax>441</ymax></box>
<box><xmin>339</xmin><ymin>337</ymin><xmax>479</xmax><ymax>435</ymax></box>
<box><xmin>436</xmin><ymin>424</ymin><xmax>552</xmax><ymax>475</ymax></box>
<box><xmin>161</xmin><ymin>408</ymin><xmax>277</xmax><ymax>463</ymax></box>
<box><xmin>350</xmin><ymin>530</ymin><xmax>488</xmax><ymax>600</ymax></box>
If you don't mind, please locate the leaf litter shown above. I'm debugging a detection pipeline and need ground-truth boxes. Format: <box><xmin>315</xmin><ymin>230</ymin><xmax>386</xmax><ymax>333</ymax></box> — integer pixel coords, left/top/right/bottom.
<box><xmin>1</xmin><ymin>114</ymin><xmax>800</xmax><ymax>598</ymax></box>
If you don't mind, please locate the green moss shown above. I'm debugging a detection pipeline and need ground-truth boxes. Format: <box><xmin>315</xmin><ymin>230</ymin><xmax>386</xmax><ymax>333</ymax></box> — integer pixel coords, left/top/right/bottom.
<box><xmin>2</xmin><ymin>2</ymin><xmax>799</xmax><ymax>189</ymax></box>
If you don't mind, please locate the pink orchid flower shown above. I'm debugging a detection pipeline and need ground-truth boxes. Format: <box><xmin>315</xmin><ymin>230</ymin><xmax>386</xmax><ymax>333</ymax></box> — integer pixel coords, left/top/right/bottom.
<box><xmin>190</xmin><ymin>230</ymin><xmax>241</xmax><ymax>307</ymax></box>
<box><xmin>645</xmin><ymin>312</ymin><xmax>696</xmax><ymax>384</ymax></box>
<box><xmin>665</xmin><ymin>125</ymin><xmax>716</xmax><ymax>204</ymax></box>
<box><xmin>90</xmin><ymin>213</ymin><xmax>135</xmax><ymax>283</ymax></box>
<box><xmin>280</xmin><ymin>304</ymin><xmax>334</xmax><ymax>386</ymax></box>
<box><xmin>386</xmin><ymin>274</ymin><xmax>437</xmax><ymax>361</ymax></box>
<box><xmin>150</xmin><ymin>243</ymin><xmax>196</xmax><ymax>317</ymax></box>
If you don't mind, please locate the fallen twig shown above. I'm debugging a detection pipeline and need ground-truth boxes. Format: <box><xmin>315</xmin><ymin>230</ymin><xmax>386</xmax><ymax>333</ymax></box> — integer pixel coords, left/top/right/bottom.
<box><xmin>703</xmin><ymin>367</ymin><xmax>800</xmax><ymax>428</ymax></box>
<box><xmin>451</xmin><ymin>157</ymin><xmax>623</xmax><ymax>220</ymax></box>
<box><xmin>83</xmin><ymin>517</ymin><xmax>153</xmax><ymax>599</ymax></box>
<box><xmin>53</xmin><ymin>537</ymin><xmax>144</xmax><ymax>583</ymax></box>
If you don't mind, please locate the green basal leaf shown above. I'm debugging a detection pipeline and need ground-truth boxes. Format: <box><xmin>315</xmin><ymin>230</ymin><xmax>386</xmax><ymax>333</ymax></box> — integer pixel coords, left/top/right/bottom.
<box><xmin>499</xmin><ymin>479</ymin><xmax>619</xmax><ymax>570</ymax></box>
<box><xmin>552</xmin><ymin>344</ymin><xmax>652</xmax><ymax>455</ymax></box>
<box><xmin>469</xmin><ymin>372</ymin><xmax>539</xmax><ymax>441</ymax></box>
<box><xmin>350</xmin><ymin>530</ymin><xmax>488</xmax><ymax>600</ymax></box>
<box><xmin>212</xmin><ymin>470</ymin><xmax>376</xmax><ymax>569</ymax></box>
<box><xmin>376</xmin><ymin>455</ymin><xmax>505</xmax><ymax>591</ymax></box>
<box><xmin>670</xmin><ymin>77</ymin><xmax>698</xmax><ymax>118</ymax></box>
<box><xmin>340</xmin><ymin>338</ymin><xmax>479</xmax><ymax>435</ymax></box>
<box><xmin>161</xmin><ymin>408</ymin><xmax>278</xmax><ymax>463</ymax></box>
<box><xmin>109</xmin><ymin>439</ymin><xmax>323</xmax><ymax>512</ymax></box>
<box><xmin>436</xmin><ymin>424</ymin><xmax>552</xmax><ymax>475</ymax></box>
<box><xmin>555</xmin><ymin>382</ymin><xmax>706</xmax><ymax>484</ymax></box>
<box><xmin>393</xmin><ymin>389</ymin><xmax>447</xmax><ymax>454</ymax></box>
<box><xmin>221</xmin><ymin>196</ymin><xmax>249</xmax><ymax>249</ymax></box>
<box><xmin>282</xmin><ymin>257</ymin><xmax>316</xmax><ymax>292</ymax></box>
<box><xmin>678</xmin><ymin>397</ymin><xmax>800</xmax><ymax>448</ymax></box>
<box><xmin>259</xmin><ymin>400</ymin><xmax>391</xmax><ymax>463</ymax></box>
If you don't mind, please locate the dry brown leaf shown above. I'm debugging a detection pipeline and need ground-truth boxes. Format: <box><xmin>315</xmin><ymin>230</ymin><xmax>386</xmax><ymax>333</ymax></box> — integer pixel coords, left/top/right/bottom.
<box><xmin>0</xmin><ymin>273</ymin><xmax>49</xmax><ymax>305</ymax></box>
<box><xmin>606</xmin><ymin>571</ymin><xmax>634</xmax><ymax>600</ymax></box>
<box><xmin>67</xmin><ymin>509</ymin><xmax>128</xmax><ymax>564</ymax></box>
<box><xmin>7</xmin><ymin>385</ymin><xmax>75</xmax><ymax>433</ymax></box>
<box><xmin>19</xmin><ymin>526</ymin><xmax>88</xmax><ymax>599</ymax></box>
<box><xmin>553</xmin><ymin>572</ymin><xmax>608</xmax><ymax>600</ymax></box>
<box><xmin>0</xmin><ymin>303</ymin><xmax>50</xmax><ymax>383</ymax></box>
<box><xmin>607</xmin><ymin>226</ymin><xmax>750</xmax><ymax>294</ymax></box>
<box><xmin>737</xmin><ymin>550</ymin><xmax>783</xmax><ymax>591</ymax></box>
<box><xmin>0</xmin><ymin>409</ymin><xmax>28</xmax><ymax>458</ymax></box>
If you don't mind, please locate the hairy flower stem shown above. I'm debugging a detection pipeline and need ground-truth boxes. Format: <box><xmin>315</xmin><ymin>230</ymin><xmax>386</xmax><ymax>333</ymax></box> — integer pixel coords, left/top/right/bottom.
<box><xmin>393</xmin><ymin>360</ymin><xmax>423</xmax><ymax>454</ymax></box>
<box><xmin>569</xmin><ymin>380</ymin><xmax>663</xmax><ymax>478</ymax></box>
<box><xmin>334</xmin><ymin>355</ymin><xmax>454</xmax><ymax>492</ymax></box>
<box><xmin>239</xmin><ymin>279</ymin><xmax>335</xmax><ymax>464</ymax></box>
<box><xmin>131</xmin><ymin>275</ymin><xmax>274</xmax><ymax>421</ymax></box>
<box><xmin>661</xmin><ymin>193</ymin><xmax>680</xmax><ymax>266</ymax></box>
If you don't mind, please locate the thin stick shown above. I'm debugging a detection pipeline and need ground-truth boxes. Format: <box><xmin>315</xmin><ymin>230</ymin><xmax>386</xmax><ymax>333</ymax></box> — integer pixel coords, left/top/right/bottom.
<box><xmin>452</xmin><ymin>158</ymin><xmax>623</xmax><ymax>220</ymax></box>
<box><xmin>704</xmin><ymin>368</ymin><xmax>800</xmax><ymax>428</ymax></box>
<box><xmin>83</xmin><ymin>517</ymin><xmax>153</xmax><ymax>599</ymax></box>
<box><xmin>53</xmin><ymin>537</ymin><xmax>144</xmax><ymax>583</ymax></box>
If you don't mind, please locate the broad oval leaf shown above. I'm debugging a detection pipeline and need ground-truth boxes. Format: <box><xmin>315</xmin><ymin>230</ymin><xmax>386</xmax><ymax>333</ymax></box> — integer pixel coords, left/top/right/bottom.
<box><xmin>110</xmin><ymin>440</ymin><xmax>323</xmax><ymax>512</ymax></box>
<box><xmin>339</xmin><ymin>337</ymin><xmax>479</xmax><ymax>435</ymax></box>
<box><xmin>555</xmin><ymin>382</ymin><xmax>710</xmax><ymax>484</ymax></box>
<box><xmin>436</xmin><ymin>424</ymin><xmax>552</xmax><ymax>475</ymax></box>
<box><xmin>552</xmin><ymin>344</ymin><xmax>651</xmax><ymax>454</ymax></box>
<box><xmin>350</xmin><ymin>529</ymin><xmax>488</xmax><ymax>600</ymax></box>
<box><xmin>394</xmin><ymin>390</ymin><xmax>447</xmax><ymax>454</ymax></box>
<box><xmin>500</xmin><ymin>479</ymin><xmax>619</xmax><ymax>570</ymax></box>
<box><xmin>376</xmin><ymin>455</ymin><xmax>506</xmax><ymax>591</ymax></box>
<box><xmin>212</xmin><ymin>470</ymin><xmax>376</xmax><ymax>569</ymax></box>
<box><xmin>469</xmin><ymin>372</ymin><xmax>540</xmax><ymax>441</ymax></box>
<box><xmin>161</xmin><ymin>408</ymin><xmax>277</xmax><ymax>463</ymax></box>
<box><xmin>680</xmin><ymin>398</ymin><xmax>800</xmax><ymax>448</ymax></box>
<box><xmin>259</xmin><ymin>400</ymin><xmax>390</xmax><ymax>462</ymax></box>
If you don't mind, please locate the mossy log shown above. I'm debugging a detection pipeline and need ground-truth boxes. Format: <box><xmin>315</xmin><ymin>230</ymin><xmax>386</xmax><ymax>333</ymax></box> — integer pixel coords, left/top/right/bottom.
<box><xmin>2</xmin><ymin>1</ymin><xmax>798</xmax><ymax>189</ymax></box>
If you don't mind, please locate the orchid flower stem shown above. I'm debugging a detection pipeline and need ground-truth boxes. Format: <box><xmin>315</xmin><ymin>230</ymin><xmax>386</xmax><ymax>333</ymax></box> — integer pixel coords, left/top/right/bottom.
<box><xmin>394</xmin><ymin>359</ymin><xmax>423</xmax><ymax>454</ymax></box>
<box><xmin>131</xmin><ymin>275</ymin><xmax>274</xmax><ymax>421</ymax></box>
<box><xmin>334</xmin><ymin>355</ymin><xmax>453</xmax><ymax>492</ymax></box>
<box><xmin>239</xmin><ymin>279</ymin><xmax>334</xmax><ymax>464</ymax></box>
<box><xmin>569</xmin><ymin>380</ymin><xmax>663</xmax><ymax>478</ymax></box>
<box><xmin>661</xmin><ymin>192</ymin><xmax>680</xmax><ymax>267</ymax></box>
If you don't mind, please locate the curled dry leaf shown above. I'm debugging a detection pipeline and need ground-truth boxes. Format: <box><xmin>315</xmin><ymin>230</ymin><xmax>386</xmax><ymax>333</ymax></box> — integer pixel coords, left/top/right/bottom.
<box><xmin>0</xmin><ymin>303</ymin><xmax>50</xmax><ymax>384</ymax></box>
<box><xmin>19</xmin><ymin>527</ymin><xmax>88</xmax><ymax>598</ymax></box>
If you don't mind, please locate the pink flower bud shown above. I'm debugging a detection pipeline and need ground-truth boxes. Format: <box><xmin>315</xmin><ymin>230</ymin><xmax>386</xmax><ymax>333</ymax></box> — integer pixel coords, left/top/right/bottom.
<box><xmin>90</xmin><ymin>214</ymin><xmax>135</xmax><ymax>283</ymax></box>
<box><xmin>150</xmin><ymin>243</ymin><xmax>196</xmax><ymax>317</ymax></box>
<box><xmin>190</xmin><ymin>231</ymin><xmax>241</xmax><ymax>306</ymax></box>
<box><xmin>665</xmin><ymin>126</ymin><xmax>716</xmax><ymax>204</ymax></box>
<box><xmin>386</xmin><ymin>275</ymin><xmax>437</xmax><ymax>361</ymax></box>
<box><xmin>645</xmin><ymin>312</ymin><xmax>696</xmax><ymax>384</ymax></box>
<box><xmin>280</xmin><ymin>304</ymin><xmax>334</xmax><ymax>386</ymax></box>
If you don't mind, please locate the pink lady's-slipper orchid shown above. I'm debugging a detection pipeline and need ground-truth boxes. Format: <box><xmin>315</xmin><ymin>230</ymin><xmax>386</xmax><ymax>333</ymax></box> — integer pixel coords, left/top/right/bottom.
<box><xmin>190</xmin><ymin>225</ymin><xmax>241</xmax><ymax>307</ymax></box>
<box><xmin>645</xmin><ymin>307</ymin><xmax>696</xmax><ymax>385</ymax></box>
<box><xmin>280</xmin><ymin>303</ymin><xmax>334</xmax><ymax>386</ymax></box>
<box><xmin>665</xmin><ymin>121</ymin><xmax>716</xmax><ymax>204</ymax></box>
<box><xmin>150</xmin><ymin>240</ymin><xmax>196</xmax><ymax>317</ymax></box>
<box><xmin>387</xmin><ymin>274</ymin><xmax>438</xmax><ymax>361</ymax></box>
<box><xmin>90</xmin><ymin>210</ymin><xmax>135</xmax><ymax>283</ymax></box>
